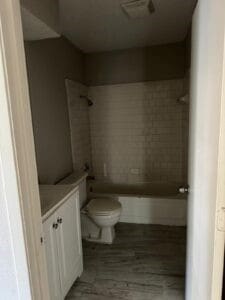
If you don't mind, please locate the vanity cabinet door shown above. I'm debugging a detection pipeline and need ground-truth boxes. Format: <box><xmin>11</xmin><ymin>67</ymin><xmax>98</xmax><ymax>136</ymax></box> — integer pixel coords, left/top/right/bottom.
<box><xmin>56</xmin><ymin>191</ymin><xmax>83</xmax><ymax>298</ymax></box>
<box><xmin>43</xmin><ymin>213</ymin><xmax>62</xmax><ymax>300</ymax></box>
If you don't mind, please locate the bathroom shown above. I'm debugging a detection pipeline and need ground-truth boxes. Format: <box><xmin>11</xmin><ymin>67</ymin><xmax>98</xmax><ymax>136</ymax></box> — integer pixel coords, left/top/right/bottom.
<box><xmin>21</xmin><ymin>0</ymin><xmax>195</xmax><ymax>299</ymax></box>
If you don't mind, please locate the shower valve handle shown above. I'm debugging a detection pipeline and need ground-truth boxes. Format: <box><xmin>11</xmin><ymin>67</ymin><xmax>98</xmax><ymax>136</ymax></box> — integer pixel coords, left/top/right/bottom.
<box><xmin>179</xmin><ymin>186</ymin><xmax>189</xmax><ymax>194</ymax></box>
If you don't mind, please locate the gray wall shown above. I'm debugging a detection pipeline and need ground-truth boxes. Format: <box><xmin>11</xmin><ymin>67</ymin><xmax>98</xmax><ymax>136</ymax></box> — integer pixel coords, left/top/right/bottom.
<box><xmin>25</xmin><ymin>37</ymin><xmax>84</xmax><ymax>184</ymax></box>
<box><xmin>85</xmin><ymin>42</ymin><xmax>186</xmax><ymax>86</ymax></box>
<box><xmin>25</xmin><ymin>37</ymin><xmax>188</xmax><ymax>184</ymax></box>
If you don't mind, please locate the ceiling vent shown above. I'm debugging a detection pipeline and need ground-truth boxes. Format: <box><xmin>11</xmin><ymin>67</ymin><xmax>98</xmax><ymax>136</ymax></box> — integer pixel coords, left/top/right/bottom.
<box><xmin>121</xmin><ymin>0</ymin><xmax>155</xmax><ymax>19</ymax></box>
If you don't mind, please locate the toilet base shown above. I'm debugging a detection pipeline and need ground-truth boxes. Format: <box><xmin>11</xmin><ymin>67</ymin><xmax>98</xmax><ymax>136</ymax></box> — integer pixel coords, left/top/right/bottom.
<box><xmin>85</xmin><ymin>226</ymin><xmax>115</xmax><ymax>244</ymax></box>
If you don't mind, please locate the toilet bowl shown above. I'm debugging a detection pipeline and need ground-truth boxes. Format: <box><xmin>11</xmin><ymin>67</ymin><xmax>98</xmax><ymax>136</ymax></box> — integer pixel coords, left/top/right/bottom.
<box><xmin>83</xmin><ymin>198</ymin><xmax>122</xmax><ymax>244</ymax></box>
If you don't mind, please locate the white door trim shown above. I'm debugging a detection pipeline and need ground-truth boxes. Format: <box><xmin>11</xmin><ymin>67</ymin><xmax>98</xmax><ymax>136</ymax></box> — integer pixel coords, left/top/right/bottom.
<box><xmin>0</xmin><ymin>0</ymin><xmax>49</xmax><ymax>299</ymax></box>
<box><xmin>186</xmin><ymin>1</ymin><xmax>225</xmax><ymax>299</ymax></box>
<box><xmin>211</xmin><ymin>11</ymin><xmax>225</xmax><ymax>298</ymax></box>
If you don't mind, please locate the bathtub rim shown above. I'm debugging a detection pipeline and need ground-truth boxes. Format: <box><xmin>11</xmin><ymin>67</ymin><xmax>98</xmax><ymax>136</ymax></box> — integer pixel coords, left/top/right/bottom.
<box><xmin>89</xmin><ymin>191</ymin><xmax>187</xmax><ymax>200</ymax></box>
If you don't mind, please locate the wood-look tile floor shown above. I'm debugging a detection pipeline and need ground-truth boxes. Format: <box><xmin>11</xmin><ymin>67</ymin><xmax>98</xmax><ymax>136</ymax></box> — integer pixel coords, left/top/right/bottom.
<box><xmin>66</xmin><ymin>223</ymin><xmax>186</xmax><ymax>300</ymax></box>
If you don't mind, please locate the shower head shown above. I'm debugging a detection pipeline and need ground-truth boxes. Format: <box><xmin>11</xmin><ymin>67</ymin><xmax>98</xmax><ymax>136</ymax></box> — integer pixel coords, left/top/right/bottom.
<box><xmin>80</xmin><ymin>95</ymin><xmax>93</xmax><ymax>106</ymax></box>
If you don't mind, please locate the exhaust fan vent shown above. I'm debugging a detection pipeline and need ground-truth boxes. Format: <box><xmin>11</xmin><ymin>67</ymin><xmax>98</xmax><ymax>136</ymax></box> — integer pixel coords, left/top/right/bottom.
<box><xmin>121</xmin><ymin>0</ymin><xmax>155</xmax><ymax>19</ymax></box>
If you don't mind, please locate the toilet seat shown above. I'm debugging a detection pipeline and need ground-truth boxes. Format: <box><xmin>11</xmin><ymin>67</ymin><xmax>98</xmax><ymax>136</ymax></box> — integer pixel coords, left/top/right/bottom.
<box><xmin>87</xmin><ymin>198</ymin><xmax>121</xmax><ymax>216</ymax></box>
<box><xmin>83</xmin><ymin>198</ymin><xmax>122</xmax><ymax>244</ymax></box>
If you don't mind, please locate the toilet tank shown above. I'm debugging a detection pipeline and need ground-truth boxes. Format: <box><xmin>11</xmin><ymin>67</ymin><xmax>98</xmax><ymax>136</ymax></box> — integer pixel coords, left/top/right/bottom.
<box><xmin>78</xmin><ymin>180</ymin><xmax>87</xmax><ymax>207</ymax></box>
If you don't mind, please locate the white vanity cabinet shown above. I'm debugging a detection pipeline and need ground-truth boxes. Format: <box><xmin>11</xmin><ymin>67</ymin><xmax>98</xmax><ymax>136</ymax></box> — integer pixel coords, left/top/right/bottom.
<box><xmin>43</xmin><ymin>212</ymin><xmax>61</xmax><ymax>300</ymax></box>
<box><xmin>42</xmin><ymin>188</ymin><xmax>83</xmax><ymax>300</ymax></box>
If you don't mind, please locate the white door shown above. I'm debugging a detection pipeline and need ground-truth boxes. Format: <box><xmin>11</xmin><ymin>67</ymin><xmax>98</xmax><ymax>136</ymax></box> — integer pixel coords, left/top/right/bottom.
<box><xmin>43</xmin><ymin>214</ymin><xmax>62</xmax><ymax>300</ymax></box>
<box><xmin>186</xmin><ymin>1</ymin><xmax>225</xmax><ymax>299</ymax></box>
<box><xmin>56</xmin><ymin>192</ymin><xmax>83</xmax><ymax>298</ymax></box>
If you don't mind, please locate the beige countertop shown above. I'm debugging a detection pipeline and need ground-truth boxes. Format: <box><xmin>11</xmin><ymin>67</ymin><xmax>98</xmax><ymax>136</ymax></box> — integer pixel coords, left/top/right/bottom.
<box><xmin>40</xmin><ymin>171</ymin><xmax>88</xmax><ymax>220</ymax></box>
<box><xmin>40</xmin><ymin>185</ymin><xmax>78</xmax><ymax>220</ymax></box>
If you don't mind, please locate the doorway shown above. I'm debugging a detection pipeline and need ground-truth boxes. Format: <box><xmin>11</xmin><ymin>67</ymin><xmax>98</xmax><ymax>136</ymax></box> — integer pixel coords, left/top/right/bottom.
<box><xmin>1</xmin><ymin>0</ymin><xmax>225</xmax><ymax>299</ymax></box>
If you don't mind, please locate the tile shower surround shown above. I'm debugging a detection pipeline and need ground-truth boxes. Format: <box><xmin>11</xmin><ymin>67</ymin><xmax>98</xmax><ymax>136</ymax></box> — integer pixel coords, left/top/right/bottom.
<box><xmin>66</xmin><ymin>80</ymin><xmax>92</xmax><ymax>173</ymax></box>
<box><xmin>89</xmin><ymin>79</ymin><xmax>188</xmax><ymax>184</ymax></box>
<box><xmin>67</xmin><ymin>79</ymin><xmax>189</xmax><ymax>184</ymax></box>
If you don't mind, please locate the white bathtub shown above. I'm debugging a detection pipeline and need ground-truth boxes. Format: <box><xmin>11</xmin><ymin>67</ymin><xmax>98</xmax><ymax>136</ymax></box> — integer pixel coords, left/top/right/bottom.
<box><xmin>88</xmin><ymin>181</ymin><xmax>187</xmax><ymax>226</ymax></box>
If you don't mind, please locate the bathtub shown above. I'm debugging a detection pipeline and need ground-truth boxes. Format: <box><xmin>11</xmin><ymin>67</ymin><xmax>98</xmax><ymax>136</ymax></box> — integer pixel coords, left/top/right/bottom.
<box><xmin>88</xmin><ymin>181</ymin><xmax>187</xmax><ymax>226</ymax></box>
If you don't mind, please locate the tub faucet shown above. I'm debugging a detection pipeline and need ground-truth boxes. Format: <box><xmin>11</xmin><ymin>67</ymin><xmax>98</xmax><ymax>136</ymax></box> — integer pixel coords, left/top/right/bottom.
<box><xmin>84</xmin><ymin>163</ymin><xmax>90</xmax><ymax>172</ymax></box>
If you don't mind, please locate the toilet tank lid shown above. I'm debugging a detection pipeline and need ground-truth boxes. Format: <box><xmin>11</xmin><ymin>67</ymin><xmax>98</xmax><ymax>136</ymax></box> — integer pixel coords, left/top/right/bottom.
<box><xmin>87</xmin><ymin>198</ymin><xmax>121</xmax><ymax>214</ymax></box>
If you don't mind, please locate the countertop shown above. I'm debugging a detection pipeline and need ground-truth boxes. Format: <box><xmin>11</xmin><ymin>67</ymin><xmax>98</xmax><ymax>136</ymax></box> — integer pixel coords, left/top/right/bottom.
<box><xmin>40</xmin><ymin>171</ymin><xmax>88</xmax><ymax>220</ymax></box>
<box><xmin>40</xmin><ymin>185</ymin><xmax>78</xmax><ymax>220</ymax></box>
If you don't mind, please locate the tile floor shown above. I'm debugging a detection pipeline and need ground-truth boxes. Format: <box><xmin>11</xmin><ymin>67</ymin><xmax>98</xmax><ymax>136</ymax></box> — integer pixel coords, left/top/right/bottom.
<box><xmin>66</xmin><ymin>223</ymin><xmax>186</xmax><ymax>300</ymax></box>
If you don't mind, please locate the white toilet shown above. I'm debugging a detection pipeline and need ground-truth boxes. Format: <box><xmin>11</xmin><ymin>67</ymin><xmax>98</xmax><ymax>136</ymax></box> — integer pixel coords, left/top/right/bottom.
<box><xmin>82</xmin><ymin>198</ymin><xmax>122</xmax><ymax>244</ymax></box>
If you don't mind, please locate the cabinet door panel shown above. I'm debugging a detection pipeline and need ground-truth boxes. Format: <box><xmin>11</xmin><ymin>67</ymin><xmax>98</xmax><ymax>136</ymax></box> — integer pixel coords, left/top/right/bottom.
<box><xmin>57</xmin><ymin>192</ymin><xmax>83</xmax><ymax>297</ymax></box>
<box><xmin>43</xmin><ymin>214</ymin><xmax>61</xmax><ymax>300</ymax></box>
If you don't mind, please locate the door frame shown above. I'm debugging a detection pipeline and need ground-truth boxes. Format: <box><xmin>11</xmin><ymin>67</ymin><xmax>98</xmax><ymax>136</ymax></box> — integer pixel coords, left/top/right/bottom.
<box><xmin>186</xmin><ymin>1</ymin><xmax>225</xmax><ymax>299</ymax></box>
<box><xmin>0</xmin><ymin>0</ymin><xmax>49</xmax><ymax>299</ymax></box>
<box><xmin>211</xmin><ymin>12</ymin><xmax>225</xmax><ymax>298</ymax></box>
